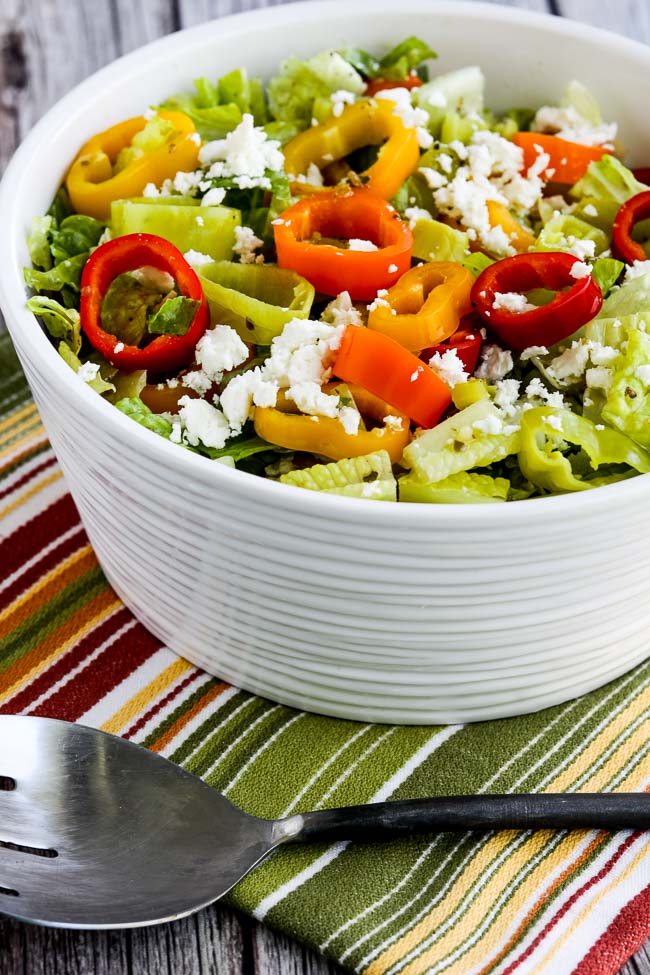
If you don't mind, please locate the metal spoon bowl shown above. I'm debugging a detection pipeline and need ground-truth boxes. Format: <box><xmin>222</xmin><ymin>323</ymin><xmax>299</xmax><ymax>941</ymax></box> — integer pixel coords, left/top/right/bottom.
<box><xmin>2</xmin><ymin>715</ymin><xmax>650</xmax><ymax>930</ymax></box>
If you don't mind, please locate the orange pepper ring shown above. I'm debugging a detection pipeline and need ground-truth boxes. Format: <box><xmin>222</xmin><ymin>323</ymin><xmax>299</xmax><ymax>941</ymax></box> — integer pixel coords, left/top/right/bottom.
<box><xmin>274</xmin><ymin>189</ymin><xmax>413</xmax><ymax>301</ymax></box>
<box><xmin>368</xmin><ymin>261</ymin><xmax>474</xmax><ymax>351</ymax></box>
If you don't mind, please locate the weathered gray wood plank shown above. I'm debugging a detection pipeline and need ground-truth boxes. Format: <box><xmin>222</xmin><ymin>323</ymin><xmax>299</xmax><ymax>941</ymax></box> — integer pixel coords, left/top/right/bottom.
<box><xmin>1</xmin><ymin>2</ymin><xmax>650</xmax><ymax>975</ymax></box>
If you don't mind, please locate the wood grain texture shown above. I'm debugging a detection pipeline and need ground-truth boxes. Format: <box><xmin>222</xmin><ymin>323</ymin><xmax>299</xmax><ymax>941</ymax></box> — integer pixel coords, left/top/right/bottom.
<box><xmin>0</xmin><ymin>1</ymin><xmax>649</xmax><ymax>973</ymax></box>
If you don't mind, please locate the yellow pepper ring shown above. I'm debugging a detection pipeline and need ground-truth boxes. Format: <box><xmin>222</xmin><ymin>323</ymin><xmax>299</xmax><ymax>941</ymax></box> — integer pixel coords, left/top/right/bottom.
<box><xmin>254</xmin><ymin>383</ymin><xmax>410</xmax><ymax>463</ymax></box>
<box><xmin>486</xmin><ymin>200</ymin><xmax>536</xmax><ymax>254</ymax></box>
<box><xmin>283</xmin><ymin>99</ymin><xmax>421</xmax><ymax>201</ymax></box>
<box><xmin>367</xmin><ymin>261</ymin><xmax>475</xmax><ymax>352</ymax></box>
<box><xmin>65</xmin><ymin>111</ymin><xmax>200</xmax><ymax>221</ymax></box>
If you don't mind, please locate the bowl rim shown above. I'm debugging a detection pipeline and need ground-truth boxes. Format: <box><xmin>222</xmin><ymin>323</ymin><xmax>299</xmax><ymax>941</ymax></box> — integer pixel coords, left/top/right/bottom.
<box><xmin>2</xmin><ymin>0</ymin><xmax>650</xmax><ymax>527</ymax></box>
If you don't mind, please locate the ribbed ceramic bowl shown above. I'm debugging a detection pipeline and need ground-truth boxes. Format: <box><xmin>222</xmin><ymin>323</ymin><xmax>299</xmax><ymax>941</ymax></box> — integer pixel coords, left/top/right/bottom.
<box><xmin>2</xmin><ymin>1</ymin><xmax>650</xmax><ymax>724</ymax></box>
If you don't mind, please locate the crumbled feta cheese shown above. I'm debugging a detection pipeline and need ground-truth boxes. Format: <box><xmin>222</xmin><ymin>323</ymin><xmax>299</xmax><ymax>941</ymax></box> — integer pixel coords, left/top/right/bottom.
<box><xmin>143</xmin><ymin>107</ymin><xmax>156</xmax><ymax>121</ymax></box>
<box><xmin>142</xmin><ymin>182</ymin><xmax>160</xmax><ymax>198</ymax></box>
<box><xmin>532</xmin><ymin>104</ymin><xmax>617</xmax><ymax>148</ymax></box>
<box><xmin>130</xmin><ymin>266</ymin><xmax>175</xmax><ymax>292</ymax></box>
<box><xmin>195</xmin><ymin>215</ymin><xmax>205</xmax><ymax>227</ymax></box>
<box><xmin>322</xmin><ymin>291</ymin><xmax>363</xmax><ymax>328</ymax></box>
<box><xmin>589</xmin><ymin>342</ymin><xmax>619</xmax><ymax>367</ymax></box>
<box><xmin>219</xmin><ymin>367</ymin><xmax>278</xmax><ymax>435</ymax></box>
<box><xmin>585</xmin><ymin>366</ymin><xmax>613</xmax><ymax>392</ymax></box>
<box><xmin>388</xmin><ymin>263</ymin><xmax>398</xmax><ymax>273</ymax></box>
<box><xmin>420</xmin><ymin>167</ymin><xmax>448</xmax><ymax>190</ymax></box>
<box><xmin>170</xmin><ymin>420</ymin><xmax>182</xmax><ymax>444</ymax></box>
<box><xmin>189</xmin><ymin>131</ymin><xmax>201</xmax><ymax>146</ymax></box>
<box><xmin>383</xmin><ymin>414</ymin><xmax>404</xmax><ymax>432</ymax></box>
<box><xmin>560</xmin><ymin>235</ymin><xmax>596</xmax><ymax>261</ymax></box>
<box><xmin>475</xmin><ymin>344</ymin><xmax>513</xmax><ymax>381</ymax></box>
<box><xmin>233</xmin><ymin>225</ymin><xmax>264</xmax><ymax>264</ymax></box>
<box><xmin>432</xmin><ymin>129</ymin><xmax>546</xmax><ymax>256</ymax></box>
<box><xmin>493</xmin><ymin>378</ymin><xmax>521</xmax><ymax>416</ymax></box>
<box><xmin>625</xmin><ymin>260</ymin><xmax>650</xmax><ymax>281</ymax></box>
<box><xmin>199</xmin><ymin>113</ymin><xmax>284</xmax><ymax>178</ymax></box>
<box><xmin>304</xmin><ymin>162</ymin><xmax>324</xmax><ymax>187</ymax></box>
<box><xmin>348</xmin><ymin>238</ymin><xmax>378</xmax><ymax>252</ymax></box>
<box><xmin>426</xmin><ymin>90</ymin><xmax>447</xmax><ymax>108</ymax></box>
<box><xmin>166</xmin><ymin>378</ymin><xmax>179</xmax><ymax>389</ymax></box>
<box><xmin>262</xmin><ymin>318</ymin><xmax>345</xmax><ymax>389</ymax></box>
<box><xmin>181</xmin><ymin>370</ymin><xmax>212</xmax><ymax>396</ymax></box>
<box><xmin>201</xmin><ymin>187</ymin><xmax>227</xmax><ymax>207</ymax></box>
<box><xmin>583</xmin><ymin>203</ymin><xmax>598</xmax><ymax>218</ymax></box>
<box><xmin>183</xmin><ymin>249</ymin><xmax>213</xmax><ymax>267</ymax></box>
<box><xmin>636</xmin><ymin>364</ymin><xmax>650</xmax><ymax>386</ymax></box>
<box><xmin>338</xmin><ymin>405</ymin><xmax>361</xmax><ymax>435</ymax></box>
<box><xmin>404</xmin><ymin>206</ymin><xmax>433</xmax><ymax>229</ymax></box>
<box><xmin>525</xmin><ymin>376</ymin><xmax>566</xmax><ymax>408</ymax></box>
<box><xmin>473</xmin><ymin>415</ymin><xmax>503</xmax><ymax>435</ymax></box>
<box><xmin>179</xmin><ymin>397</ymin><xmax>230</xmax><ymax>448</ymax></box>
<box><xmin>113</xmin><ymin>341</ymin><xmax>125</xmax><ymax>354</ymax></box>
<box><xmin>492</xmin><ymin>291</ymin><xmax>536</xmax><ymax>313</ymax></box>
<box><xmin>172</xmin><ymin>170</ymin><xmax>203</xmax><ymax>196</ymax></box>
<box><xmin>548</xmin><ymin>341</ymin><xmax>590</xmax><ymax>381</ymax></box>
<box><xmin>287</xmin><ymin>381</ymin><xmax>340</xmax><ymax>417</ymax></box>
<box><xmin>520</xmin><ymin>345</ymin><xmax>548</xmax><ymax>361</ymax></box>
<box><xmin>195</xmin><ymin>325</ymin><xmax>249</xmax><ymax>383</ymax></box>
<box><xmin>374</xmin><ymin>87</ymin><xmax>433</xmax><ymax>148</ymax></box>
<box><xmin>569</xmin><ymin>261</ymin><xmax>592</xmax><ymax>280</ymax></box>
<box><xmin>330</xmin><ymin>89</ymin><xmax>356</xmax><ymax>117</ymax></box>
<box><xmin>545</xmin><ymin>414</ymin><xmax>564</xmax><ymax>432</ymax></box>
<box><xmin>427</xmin><ymin>348</ymin><xmax>468</xmax><ymax>388</ymax></box>
<box><xmin>77</xmin><ymin>362</ymin><xmax>100</xmax><ymax>384</ymax></box>
<box><xmin>438</xmin><ymin>152</ymin><xmax>453</xmax><ymax>174</ymax></box>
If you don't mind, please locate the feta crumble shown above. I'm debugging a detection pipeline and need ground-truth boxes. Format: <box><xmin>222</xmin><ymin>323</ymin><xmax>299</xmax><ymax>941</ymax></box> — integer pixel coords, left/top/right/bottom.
<box><xmin>427</xmin><ymin>348</ymin><xmax>468</xmax><ymax>388</ymax></box>
<box><xmin>178</xmin><ymin>397</ymin><xmax>230</xmax><ymax>449</ymax></box>
<box><xmin>475</xmin><ymin>344</ymin><xmax>513</xmax><ymax>382</ymax></box>
<box><xmin>199</xmin><ymin>113</ymin><xmax>284</xmax><ymax>178</ymax></box>
<box><xmin>348</xmin><ymin>238</ymin><xmax>378</xmax><ymax>252</ymax></box>
<box><xmin>322</xmin><ymin>291</ymin><xmax>363</xmax><ymax>328</ymax></box>
<box><xmin>569</xmin><ymin>261</ymin><xmax>592</xmax><ymax>280</ymax></box>
<box><xmin>233</xmin><ymin>225</ymin><xmax>264</xmax><ymax>264</ymax></box>
<box><xmin>331</xmin><ymin>89</ymin><xmax>356</xmax><ymax>117</ymax></box>
<box><xmin>532</xmin><ymin>104</ymin><xmax>617</xmax><ymax>149</ymax></box>
<box><xmin>520</xmin><ymin>345</ymin><xmax>548</xmax><ymax>361</ymax></box>
<box><xmin>195</xmin><ymin>325</ymin><xmax>249</xmax><ymax>383</ymax></box>
<box><xmin>183</xmin><ymin>249</ymin><xmax>213</xmax><ymax>267</ymax></box>
<box><xmin>77</xmin><ymin>362</ymin><xmax>100</xmax><ymax>384</ymax></box>
<box><xmin>374</xmin><ymin>87</ymin><xmax>433</xmax><ymax>148</ymax></box>
<box><xmin>492</xmin><ymin>291</ymin><xmax>536</xmax><ymax>313</ymax></box>
<box><xmin>201</xmin><ymin>187</ymin><xmax>227</xmax><ymax>207</ymax></box>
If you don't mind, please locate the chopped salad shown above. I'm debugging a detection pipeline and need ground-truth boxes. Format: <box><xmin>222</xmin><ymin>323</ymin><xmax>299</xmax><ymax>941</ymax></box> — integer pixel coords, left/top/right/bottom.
<box><xmin>23</xmin><ymin>37</ymin><xmax>650</xmax><ymax>502</ymax></box>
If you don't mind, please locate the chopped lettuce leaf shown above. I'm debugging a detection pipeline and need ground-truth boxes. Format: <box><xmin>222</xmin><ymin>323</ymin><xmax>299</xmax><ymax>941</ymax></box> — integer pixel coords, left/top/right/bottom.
<box><xmin>377</xmin><ymin>36</ymin><xmax>437</xmax><ymax>81</ymax></box>
<box><xmin>602</xmin><ymin>329</ymin><xmax>650</xmax><ymax>448</ymax></box>
<box><xmin>339</xmin><ymin>47</ymin><xmax>381</xmax><ymax>79</ymax></box>
<box><xmin>106</xmin><ymin>369</ymin><xmax>147</xmax><ymax>404</ymax></box>
<box><xmin>58</xmin><ymin>341</ymin><xmax>115</xmax><ymax>395</ymax></box>
<box><xmin>598</xmin><ymin>269</ymin><xmax>650</xmax><ymax>320</ymax></box>
<box><xmin>399</xmin><ymin>470</ymin><xmax>509</xmax><ymax>503</ymax></box>
<box><xmin>23</xmin><ymin>252</ymin><xmax>87</xmax><ymax>293</ymax></box>
<box><xmin>147</xmin><ymin>296</ymin><xmax>199</xmax><ymax>336</ymax></box>
<box><xmin>49</xmin><ymin>215</ymin><xmax>105</xmax><ymax>263</ymax></box>
<box><xmin>415</xmin><ymin>66</ymin><xmax>485</xmax><ymax>136</ymax></box>
<box><xmin>27</xmin><ymin>216</ymin><xmax>55</xmax><ymax>270</ymax></box>
<box><xmin>403</xmin><ymin>400</ymin><xmax>520</xmax><ymax>483</ymax></box>
<box><xmin>26</xmin><ymin>296</ymin><xmax>82</xmax><ymax>355</ymax></box>
<box><xmin>570</xmin><ymin>155</ymin><xmax>648</xmax><ymax>206</ymax></box>
<box><xmin>116</xmin><ymin>397</ymin><xmax>173</xmax><ymax>438</ymax></box>
<box><xmin>590</xmin><ymin>257</ymin><xmax>624</xmax><ymax>297</ymax></box>
<box><xmin>585</xmin><ymin>313</ymin><xmax>650</xmax><ymax>351</ymax></box>
<box><xmin>114</xmin><ymin>116</ymin><xmax>175</xmax><ymax>173</ymax></box>
<box><xmin>280</xmin><ymin>451</ymin><xmax>396</xmax><ymax>500</ymax></box>
<box><xmin>267</xmin><ymin>50</ymin><xmax>365</xmax><ymax>125</ymax></box>
<box><xmin>535</xmin><ymin>213</ymin><xmax>608</xmax><ymax>256</ymax></box>
<box><xmin>160</xmin><ymin>86</ymin><xmax>242</xmax><ymax>141</ymax></box>
<box><xmin>561</xmin><ymin>80</ymin><xmax>603</xmax><ymax>126</ymax></box>
<box><xmin>463</xmin><ymin>252</ymin><xmax>494</xmax><ymax>278</ymax></box>
<box><xmin>217</xmin><ymin>68</ymin><xmax>268</xmax><ymax>125</ymax></box>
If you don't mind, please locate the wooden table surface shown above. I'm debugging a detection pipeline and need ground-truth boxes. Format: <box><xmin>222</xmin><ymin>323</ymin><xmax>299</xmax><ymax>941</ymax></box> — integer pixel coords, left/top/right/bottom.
<box><xmin>2</xmin><ymin>1</ymin><xmax>650</xmax><ymax>972</ymax></box>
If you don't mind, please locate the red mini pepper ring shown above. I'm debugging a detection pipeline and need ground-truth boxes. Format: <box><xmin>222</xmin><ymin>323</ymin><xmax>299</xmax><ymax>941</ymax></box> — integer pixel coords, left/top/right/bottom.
<box><xmin>80</xmin><ymin>232</ymin><xmax>210</xmax><ymax>373</ymax></box>
<box><xmin>364</xmin><ymin>75</ymin><xmax>424</xmax><ymax>97</ymax></box>
<box><xmin>471</xmin><ymin>252</ymin><xmax>603</xmax><ymax>351</ymax></box>
<box><xmin>332</xmin><ymin>324</ymin><xmax>451</xmax><ymax>428</ymax></box>
<box><xmin>423</xmin><ymin>323</ymin><xmax>483</xmax><ymax>374</ymax></box>
<box><xmin>273</xmin><ymin>189</ymin><xmax>413</xmax><ymax>301</ymax></box>
<box><xmin>612</xmin><ymin>190</ymin><xmax>650</xmax><ymax>265</ymax></box>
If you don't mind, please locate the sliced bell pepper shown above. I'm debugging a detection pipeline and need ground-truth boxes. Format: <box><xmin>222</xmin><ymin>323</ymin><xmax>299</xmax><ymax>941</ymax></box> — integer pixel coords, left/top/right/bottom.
<box><xmin>332</xmin><ymin>325</ymin><xmax>451</xmax><ymax>428</ymax></box>
<box><xmin>254</xmin><ymin>384</ymin><xmax>410</xmax><ymax>463</ymax></box>
<box><xmin>511</xmin><ymin>132</ymin><xmax>610</xmax><ymax>185</ymax></box>
<box><xmin>612</xmin><ymin>190</ymin><xmax>650</xmax><ymax>264</ymax></box>
<box><xmin>80</xmin><ymin>233</ymin><xmax>209</xmax><ymax>373</ymax></box>
<box><xmin>66</xmin><ymin>111</ymin><xmax>200</xmax><ymax>220</ymax></box>
<box><xmin>486</xmin><ymin>200</ymin><xmax>536</xmax><ymax>255</ymax></box>
<box><xmin>364</xmin><ymin>75</ymin><xmax>424</xmax><ymax>98</ymax></box>
<box><xmin>471</xmin><ymin>251</ymin><xmax>603</xmax><ymax>350</ymax></box>
<box><xmin>367</xmin><ymin>261</ymin><xmax>474</xmax><ymax>351</ymax></box>
<box><xmin>273</xmin><ymin>189</ymin><xmax>413</xmax><ymax>300</ymax></box>
<box><xmin>283</xmin><ymin>98</ymin><xmax>420</xmax><ymax>199</ymax></box>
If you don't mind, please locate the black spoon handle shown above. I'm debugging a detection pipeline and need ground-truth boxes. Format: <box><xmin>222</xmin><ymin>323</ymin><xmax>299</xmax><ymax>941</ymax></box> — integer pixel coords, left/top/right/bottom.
<box><xmin>287</xmin><ymin>794</ymin><xmax>650</xmax><ymax>844</ymax></box>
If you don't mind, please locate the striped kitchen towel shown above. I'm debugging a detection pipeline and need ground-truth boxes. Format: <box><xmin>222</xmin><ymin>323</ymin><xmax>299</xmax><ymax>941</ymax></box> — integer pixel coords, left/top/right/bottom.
<box><xmin>2</xmin><ymin>328</ymin><xmax>650</xmax><ymax>975</ymax></box>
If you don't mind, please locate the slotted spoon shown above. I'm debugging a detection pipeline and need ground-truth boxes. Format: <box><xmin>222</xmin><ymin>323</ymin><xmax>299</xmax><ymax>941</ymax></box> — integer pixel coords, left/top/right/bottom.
<box><xmin>2</xmin><ymin>714</ymin><xmax>650</xmax><ymax>930</ymax></box>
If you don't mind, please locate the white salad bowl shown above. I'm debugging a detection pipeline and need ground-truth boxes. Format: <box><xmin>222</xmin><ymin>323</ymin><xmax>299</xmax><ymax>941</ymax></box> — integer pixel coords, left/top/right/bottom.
<box><xmin>2</xmin><ymin>0</ymin><xmax>650</xmax><ymax>724</ymax></box>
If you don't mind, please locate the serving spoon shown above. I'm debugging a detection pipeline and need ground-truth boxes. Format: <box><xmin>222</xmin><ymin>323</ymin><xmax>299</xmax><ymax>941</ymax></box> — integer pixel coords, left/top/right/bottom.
<box><xmin>2</xmin><ymin>714</ymin><xmax>650</xmax><ymax>930</ymax></box>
